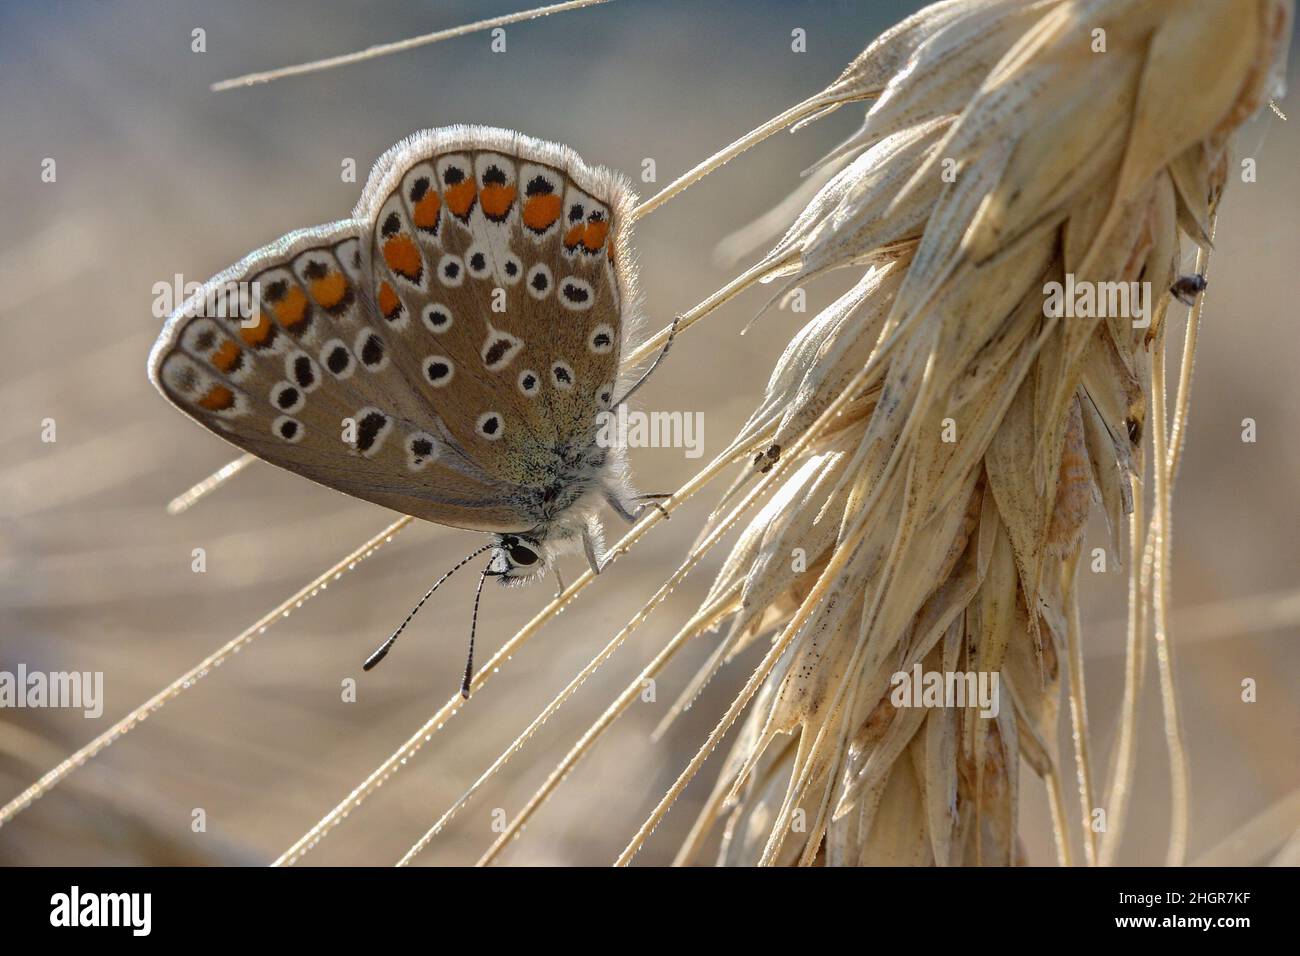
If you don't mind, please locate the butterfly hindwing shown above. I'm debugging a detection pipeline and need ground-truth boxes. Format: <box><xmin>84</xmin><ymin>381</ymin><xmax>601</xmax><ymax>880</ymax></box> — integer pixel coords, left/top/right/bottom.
<box><xmin>356</xmin><ymin>126</ymin><xmax>637</xmax><ymax>490</ymax></box>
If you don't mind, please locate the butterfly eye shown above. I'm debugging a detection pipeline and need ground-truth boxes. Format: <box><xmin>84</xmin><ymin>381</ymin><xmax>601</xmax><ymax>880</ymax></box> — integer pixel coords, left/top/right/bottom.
<box><xmin>508</xmin><ymin>544</ymin><xmax>539</xmax><ymax>567</ymax></box>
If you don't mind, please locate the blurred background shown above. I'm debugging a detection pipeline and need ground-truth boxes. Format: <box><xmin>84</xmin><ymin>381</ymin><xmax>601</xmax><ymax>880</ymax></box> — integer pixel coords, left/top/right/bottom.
<box><xmin>1</xmin><ymin>0</ymin><xmax>1296</xmax><ymax>866</ymax></box>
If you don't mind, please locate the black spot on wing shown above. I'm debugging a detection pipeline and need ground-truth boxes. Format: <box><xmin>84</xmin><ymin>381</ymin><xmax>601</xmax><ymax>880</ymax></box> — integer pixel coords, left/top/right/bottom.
<box><xmin>293</xmin><ymin>356</ymin><xmax>315</xmax><ymax>388</ymax></box>
<box><xmin>356</xmin><ymin>411</ymin><xmax>387</xmax><ymax>454</ymax></box>
<box><xmin>525</xmin><ymin>175</ymin><xmax>554</xmax><ymax>196</ymax></box>
<box><xmin>360</xmin><ymin>334</ymin><xmax>384</xmax><ymax>367</ymax></box>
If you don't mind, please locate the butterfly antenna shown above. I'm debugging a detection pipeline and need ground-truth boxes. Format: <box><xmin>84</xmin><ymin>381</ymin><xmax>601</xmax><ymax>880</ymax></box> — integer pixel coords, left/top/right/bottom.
<box><xmin>613</xmin><ymin>313</ymin><xmax>681</xmax><ymax>407</ymax></box>
<box><xmin>363</xmin><ymin>542</ymin><xmax>495</xmax><ymax>671</ymax></box>
<box><xmin>461</xmin><ymin>562</ymin><xmax>493</xmax><ymax>699</ymax></box>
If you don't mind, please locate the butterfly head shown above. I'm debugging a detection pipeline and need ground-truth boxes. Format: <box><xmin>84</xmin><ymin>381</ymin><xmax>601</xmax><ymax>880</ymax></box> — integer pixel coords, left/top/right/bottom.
<box><xmin>488</xmin><ymin>533</ymin><xmax>548</xmax><ymax>586</ymax></box>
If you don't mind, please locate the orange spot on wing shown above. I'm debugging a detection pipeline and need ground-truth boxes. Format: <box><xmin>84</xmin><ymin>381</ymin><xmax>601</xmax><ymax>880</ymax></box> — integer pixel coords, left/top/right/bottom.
<box><xmin>271</xmin><ymin>285</ymin><xmax>310</xmax><ymax>328</ymax></box>
<box><xmin>480</xmin><ymin>184</ymin><xmax>517</xmax><ymax>220</ymax></box>
<box><xmin>444</xmin><ymin>179</ymin><xmax>477</xmax><ymax>220</ymax></box>
<box><xmin>377</xmin><ymin>281</ymin><xmax>401</xmax><ymax>319</ymax></box>
<box><xmin>211</xmin><ymin>339</ymin><xmax>241</xmax><ymax>373</ymax></box>
<box><xmin>563</xmin><ymin>224</ymin><xmax>585</xmax><ymax>250</ymax></box>
<box><xmin>310</xmin><ymin>272</ymin><xmax>348</xmax><ymax>309</ymax></box>
<box><xmin>382</xmin><ymin>235</ymin><xmax>423</xmax><ymax>280</ymax></box>
<box><xmin>523</xmin><ymin>194</ymin><xmax>562</xmax><ymax>232</ymax></box>
<box><xmin>582</xmin><ymin>220</ymin><xmax>609</xmax><ymax>252</ymax></box>
<box><xmin>413</xmin><ymin>190</ymin><xmax>441</xmax><ymax>229</ymax></box>
<box><xmin>197</xmin><ymin>384</ymin><xmax>235</xmax><ymax>411</ymax></box>
<box><xmin>239</xmin><ymin>314</ymin><xmax>275</xmax><ymax>349</ymax></box>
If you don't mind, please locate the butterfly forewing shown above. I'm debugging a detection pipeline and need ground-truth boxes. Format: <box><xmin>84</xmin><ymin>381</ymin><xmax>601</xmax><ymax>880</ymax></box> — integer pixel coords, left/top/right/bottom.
<box><xmin>150</xmin><ymin>222</ymin><xmax>527</xmax><ymax>531</ymax></box>
<box><xmin>150</xmin><ymin>126</ymin><xmax>639</xmax><ymax>534</ymax></box>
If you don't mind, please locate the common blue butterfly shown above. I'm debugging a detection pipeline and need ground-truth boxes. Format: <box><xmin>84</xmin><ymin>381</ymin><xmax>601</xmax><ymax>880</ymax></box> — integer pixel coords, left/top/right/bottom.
<box><xmin>149</xmin><ymin>126</ymin><xmax>675</xmax><ymax>694</ymax></box>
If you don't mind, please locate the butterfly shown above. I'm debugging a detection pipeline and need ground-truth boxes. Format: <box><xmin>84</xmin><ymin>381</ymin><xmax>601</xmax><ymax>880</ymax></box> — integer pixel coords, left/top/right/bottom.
<box><xmin>149</xmin><ymin>126</ymin><xmax>675</xmax><ymax>695</ymax></box>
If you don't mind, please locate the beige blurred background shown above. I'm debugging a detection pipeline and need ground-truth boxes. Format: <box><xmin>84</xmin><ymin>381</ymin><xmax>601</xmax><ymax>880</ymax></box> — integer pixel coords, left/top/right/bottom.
<box><xmin>1</xmin><ymin>0</ymin><xmax>1296</xmax><ymax>866</ymax></box>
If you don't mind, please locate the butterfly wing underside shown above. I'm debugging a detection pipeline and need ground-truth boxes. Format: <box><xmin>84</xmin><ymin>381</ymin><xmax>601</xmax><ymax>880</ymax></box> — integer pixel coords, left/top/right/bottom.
<box><xmin>149</xmin><ymin>126</ymin><xmax>638</xmax><ymax>533</ymax></box>
<box><xmin>358</xmin><ymin>127</ymin><xmax>635</xmax><ymax>488</ymax></box>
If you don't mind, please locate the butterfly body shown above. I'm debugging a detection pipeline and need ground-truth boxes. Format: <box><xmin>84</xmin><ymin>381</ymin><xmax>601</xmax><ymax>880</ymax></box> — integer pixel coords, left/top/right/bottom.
<box><xmin>149</xmin><ymin>126</ymin><xmax>649</xmax><ymax>586</ymax></box>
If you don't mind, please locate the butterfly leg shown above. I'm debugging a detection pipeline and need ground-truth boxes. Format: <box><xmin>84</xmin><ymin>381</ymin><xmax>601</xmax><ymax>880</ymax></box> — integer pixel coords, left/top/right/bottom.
<box><xmin>583</xmin><ymin>526</ymin><xmax>608</xmax><ymax>576</ymax></box>
<box><xmin>634</xmin><ymin>493</ymin><xmax>672</xmax><ymax>520</ymax></box>
<box><xmin>552</xmin><ymin>564</ymin><xmax>566</xmax><ymax>598</ymax></box>
<box><xmin>612</xmin><ymin>314</ymin><xmax>681</xmax><ymax>408</ymax></box>
<box><xmin>605</xmin><ymin>491</ymin><xmax>638</xmax><ymax>524</ymax></box>
<box><xmin>637</xmin><ymin>496</ymin><xmax>676</xmax><ymax>520</ymax></box>
<box><xmin>605</xmin><ymin>489</ymin><xmax>671</xmax><ymax>524</ymax></box>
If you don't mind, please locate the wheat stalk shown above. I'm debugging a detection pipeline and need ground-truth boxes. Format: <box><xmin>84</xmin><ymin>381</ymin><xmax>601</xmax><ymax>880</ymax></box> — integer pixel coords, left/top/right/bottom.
<box><xmin>209</xmin><ymin>0</ymin><xmax>616</xmax><ymax>91</ymax></box>
<box><xmin>0</xmin><ymin>516</ymin><xmax>411</xmax><ymax>827</ymax></box>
